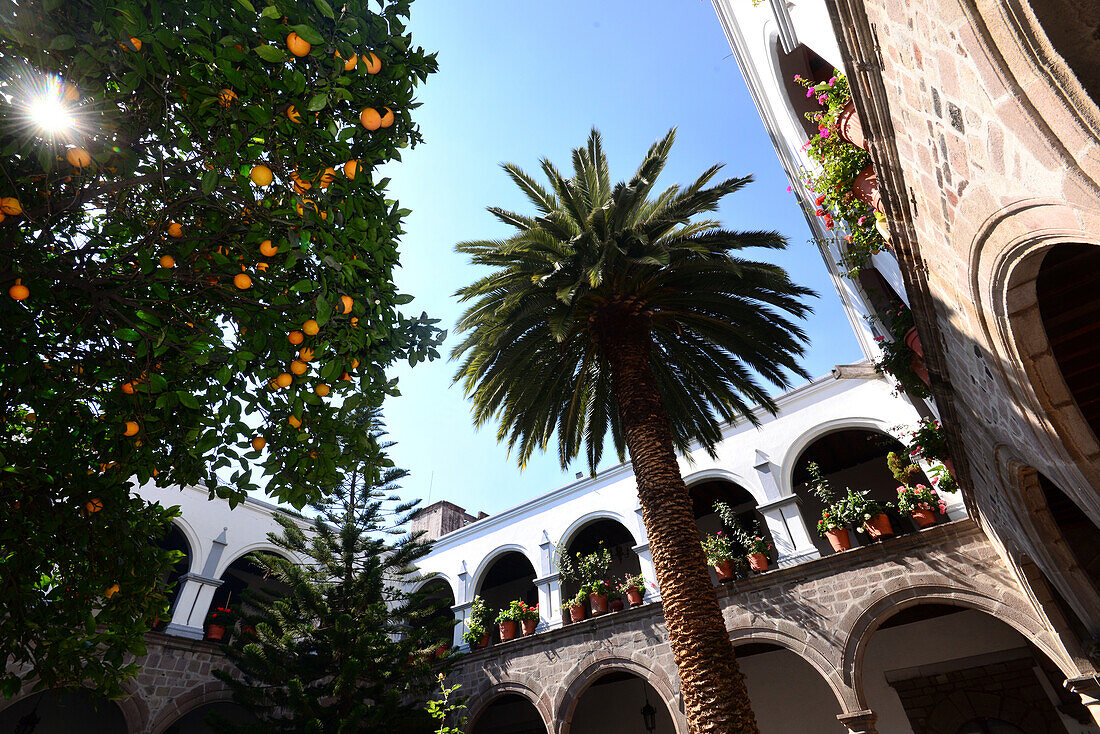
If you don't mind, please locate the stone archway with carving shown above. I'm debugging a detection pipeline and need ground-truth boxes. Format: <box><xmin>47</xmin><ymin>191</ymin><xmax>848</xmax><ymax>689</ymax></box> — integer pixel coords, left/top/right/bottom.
<box><xmin>839</xmin><ymin>584</ymin><xmax>1080</xmax><ymax>709</ymax></box>
<box><xmin>554</xmin><ymin>654</ymin><xmax>686</xmax><ymax>734</ymax></box>
<box><xmin>0</xmin><ymin>678</ymin><xmax>149</xmax><ymax>734</ymax></box>
<box><xmin>970</xmin><ymin>200</ymin><xmax>1100</xmax><ymax>496</ymax></box>
<box><xmin>728</xmin><ymin>626</ymin><xmax>857</xmax><ymax>712</ymax></box>
<box><xmin>149</xmin><ymin>680</ymin><xmax>236</xmax><ymax>734</ymax></box>
<box><xmin>465</xmin><ymin>680</ymin><xmax>552</xmax><ymax>734</ymax></box>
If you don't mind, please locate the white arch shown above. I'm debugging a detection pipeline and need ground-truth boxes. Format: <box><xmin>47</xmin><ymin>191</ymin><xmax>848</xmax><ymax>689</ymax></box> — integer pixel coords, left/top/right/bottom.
<box><xmin>469</xmin><ymin>543</ymin><xmax>541</xmax><ymax>597</ymax></box>
<box><xmin>555</xmin><ymin>510</ymin><xmax>643</xmax><ymax>557</ymax></box>
<box><xmin>409</xmin><ymin>571</ymin><xmax>461</xmax><ymax>602</ymax></box>
<box><xmin>777</xmin><ymin>417</ymin><xmax>904</xmax><ymax>497</ymax></box>
<box><xmin>167</xmin><ymin>517</ymin><xmax>202</xmax><ymax>576</ymax></box>
<box><xmin>214</xmin><ymin>541</ymin><xmax>294</xmax><ymax>579</ymax></box>
<box><xmin>682</xmin><ymin>467</ymin><xmax>765</xmax><ymax>504</ymax></box>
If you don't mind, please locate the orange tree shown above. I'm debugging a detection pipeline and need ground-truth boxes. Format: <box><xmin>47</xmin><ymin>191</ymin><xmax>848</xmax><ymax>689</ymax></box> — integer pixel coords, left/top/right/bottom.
<box><xmin>0</xmin><ymin>0</ymin><xmax>439</xmax><ymax>697</ymax></box>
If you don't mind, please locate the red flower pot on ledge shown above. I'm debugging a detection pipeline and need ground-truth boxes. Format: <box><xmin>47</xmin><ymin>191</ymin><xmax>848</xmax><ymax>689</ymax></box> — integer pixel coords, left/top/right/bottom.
<box><xmin>626</xmin><ymin>588</ymin><xmax>643</xmax><ymax>607</ymax></box>
<box><xmin>478</xmin><ymin>634</ymin><xmax>490</xmax><ymax>648</ymax></box>
<box><xmin>205</xmin><ymin>624</ymin><xmax>226</xmax><ymax>641</ymax></box>
<box><xmin>825</xmin><ymin>528</ymin><xmax>852</xmax><ymax>552</ymax></box>
<box><xmin>864</xmin><ymin>513</ymin><xmax>895</xmax><ymax>539</ymax></box>
<box><xmin>911</xmin><ymin>508</ymin><xmax>938</xmax><ymax>528</ymax></box>
<box><xmin>837</xmin><ymin>100</ymin><xmax>867</xmax><ymax>150</ymax></box>
<box><xmin>713</xmin><ymin>560</ymin><xmax>737</xmax><ymax>581</ymax></box>
<box><xmin>589</xmin><ymin>593</ymin><xmax>608</xmax><ymax>615</ymax></box>
<box><xmin>498</xmin><ymin>620</ymin><xmax>517</xmax><ymax>641</ymax></box>
<box><xmin>609</xmin><ymin>599</ymin><xmax>624</xmax><ymax>612</ymax></box>
<box><xmin>569</xmin><ymin>604</ymin><xmax>586</xmax><ymax>623</ymax></box>
<box><xmin>520</xmin><ymin>619</ymin><xmax>537</xmax><ymax>636</ymax></box>
<box><xmin>852</xmin><ymin>164</ymin><xmax>882</xmax><ymax>211</ymax></box>
<box><xmin>747</xmin><ymin>552</ymin><xmax>769</xmax><ymax>573</ymax></box>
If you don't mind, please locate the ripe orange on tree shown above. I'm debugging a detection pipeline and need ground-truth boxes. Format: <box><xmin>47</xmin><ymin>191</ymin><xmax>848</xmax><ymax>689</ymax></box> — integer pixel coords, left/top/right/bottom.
<box><xmin>287</xmin><ymin>415</ymin><xmax>302</xmax><ymax>428</ymax></box>
<box><xmin>299</xmin><ymin>347</ymin><xmax>315</xmax><ymax>362</ymax></box>
<box><xmin>1</xmin><ymin>197</ymin><xmax>23</xmax><ymax>215</ymax></box>
<box><xmin>302</xmin><ymin>319</ymin><xmax>319</xmax><ymax>336</ymax></box>
<box><xmin>218</xmin><ymin>88</ymin><xmax>237</xmax><ymax>107</ymax></box>
<box><xmin>250</xmin><ymin>165</ymin><xmax>273</xmax><ymax>187</ymax></box>
<box><xmin>166</xmin><ymin>222</ymin><xmax>182</xmax><ymax>238</ymax></box>
<box><xmin>275</xmin><ymin>373</ymin><xmax>293</xmax><ymax>389</ymax></box>
<box><xmin>251</xmin><ymin>437</ymin><xmax>266</xmax><ymax>451</ymax></box>
<box><xmin>363</xmin><ymin>52</ymin><xmax>381</xmax><ymax>74</ymax></box>
<box><xmin>259</xmin><ymin>240</ymin><xmax>278</xmax><ymax>256</ymax></box>
<box><xmin>66</xmin><ymin>147</ymin><xmax>93</xmax><ymax>168</ymax></box>
<box><xmin>286</xmin><ymin>32</ymin><xmax>311</xmax><ymax>57</ymax></box>
<box><xmin>288</xmin><ymin>330</ymin><xmax>304</xmax><ymax>345</ymax></box>
<box><xmin>159</xmin><ymin>255</ymin><xmax>175</xmax><ymax>268</ymax></box>
<box><xmin>286</xmin><ymin>105</ymin><xmax>301</xmax><ymax>123</ymax></box>
<box><xmin>8</xmin><ymin>279</ymin><xmax>29</xmax><ymax>300</ymax></box>
<box><xmin>85</xmin><ymin>498</ymin><xmax>104</xmax><ymax>514</ymax></box>
<box><xmin>380</xmin><ymin>107</ymin><xmax>395</xmax><ymax>128</ymax></box>
<box><xmin>314</xmin><ymin>383</ymin><xmax>330</xmax><ymax>397</ymax></box>
<box><xmin>344</xmin><ymin>160</ymin><xmax>360</xmax><ymax>179</ymax></box>
<box><xmin>233</xmin><ymin>273</ymin><xmax>252</xmax><ymax>290</ymax></box>
<box><xmin>359</xmin><ymin>108</ymin><xmax>382</xmax><ymax>131</ymax></box>
<box><xmin>335</xmin><ymin>50</ymin><xmax>356</xmax><ymax>70</ymax></box>
<box><xmin>122</xmin><ymin>37</ymin><xmax>141</xmax><ymax>51</ymax></box>
<box><xmin>123</xmin><ymin>421</ymin><xmax>139</xmax><ymax>437</ymax></box>
<box><xmin>290</xmin><ymin>359</ymin><xmax>308</xmax><ymax>375</ymax></box>
<box><xmin>340</xmin><ymin>295</ymin><xmax>353</xmax><ymax>313</ymax></box>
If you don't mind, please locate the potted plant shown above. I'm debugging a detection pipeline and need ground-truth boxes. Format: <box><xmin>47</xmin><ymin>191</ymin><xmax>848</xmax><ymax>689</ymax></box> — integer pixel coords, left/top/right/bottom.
<box><xmin>562</xmin><ymin>590</ymin><xmax>587</xmax><ymax>623</ymax></box>
<box><xmin>701</xmin><ymin>531</ymin><xmax>743</xmax><ymax>581</ymax></box>
<box><xmin>793</xmin><ymin>71</ymin><xmax>888</xmax><ymax>278</ymax></box>
<box><xmin>585</xmin><ymin>579</ymin><xmax>611</xmax><ymax>615</ymax></box>
<box><xmin>462</xmin><ymin>595</ymin><xmax>491</xmax><ymax>648</ymax></box>
<box><xmin>495</xmin><ymin>600</ymin><xmax>530</xmax><ymax>641</ymax></box>
<box><xmin>904</xmin><ymin>418</ymin><xmax>959</xmax><ymax>486</ymax></box>
<box><xmin>872</xmin><ymin>306</ymin><xmax>933</xmax><ymax>397</ymax></box>
<box><xmin>619</xmin><ymin>575</ymin><xmax>646</xmax><ymax>607</ymax></box>
<box><xmin>805</xmin><ymin>462</ymin><xmax>851</xmax><ymax>552</ymax></box>
<box><xmin>515</xmin><ymin>601</ymin><xmax>539</xmax><ymax>636</ymax></box>
<box><xmin>839</xmin><ymin>489</ymin><xmax>894</xmax><ymax>540</ymax></box>
<box><xmin>896</xmin><ymin>483</ymin><xmax>947</xmax><ymax>528</ymax></box>
<box><xmin>740</xmin><ymin>528</ymin><xmax>773</xmax><ymax>573</ymax></box>
<box><xmin>206</xmin><ymin>606</ymin><xmax>231</xmax><ymax>641</ymax></box>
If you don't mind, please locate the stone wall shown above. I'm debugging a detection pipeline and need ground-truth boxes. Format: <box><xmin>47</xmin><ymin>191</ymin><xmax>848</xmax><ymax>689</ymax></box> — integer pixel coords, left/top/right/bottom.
<box><xmin>822</xmin><ymin>0</ymin><xmax>1100</xmax><ymax>649</ymax></box>
<box><xmin>452</xmin><ymin>520</ymin><xmax>1086</xmax><ymax>733</ymax></box>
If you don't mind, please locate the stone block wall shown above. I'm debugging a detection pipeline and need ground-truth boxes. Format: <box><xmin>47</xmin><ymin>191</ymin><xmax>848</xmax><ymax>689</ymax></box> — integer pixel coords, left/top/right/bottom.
<box><xmin>822</xmin><ymin>0</ymin><xmax>1100</xmax><ymax>647</ymax></box>
<box><xmin>451</xmin><ymin>521</ymin><xmax>1085</xmax><ymax>733</ymax></box>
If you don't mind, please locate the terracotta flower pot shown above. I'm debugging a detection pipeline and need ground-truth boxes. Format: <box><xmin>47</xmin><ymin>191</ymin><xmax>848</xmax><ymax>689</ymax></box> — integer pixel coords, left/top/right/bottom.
<box><xmin>911</xmin><ymin>508</ymin><xmax>938</xmax><ymax>528</ymax></box>
<box><xmin>909</xmin><ymin>352</ymin><xmax>931</xmax><ymax>387</ymax></box>
<box><xmin>205</xmin><ymin>623</ymin><xmax>226</xmax><ymax>641</ymax></box>
<box><xmin>240</xmin><ymin>624</ymin><xmax>256</xmax><ymax>639</ymax></box>
<box><xmin>837</xmin><ymin>100</ymin><xmax>867</xmax><ymax>149</ymax></box>
<box><xmin>713</xmin><ymin>559</ymin><xmax>736</xmax><ymax>581</ymax></box>
<box><xmin>865</xmin><ymin>513</ymin><xmax>895</xmax><ymax>539</ymax></box>
<box><xmin>478</xmin><ymin>634</ymin><xmax>490</xmax><ymax>648</ymax></box>
<box><xmin>569</xmin><ymin>604</ymin><xmax>586</xmax><ymax>623</ymax></box>
<box><xmin>498</xmin><ymin>620</ymin><xmax>517</xmax><ymax>641</ymax></box>
<box><xmin>852</xmin><ymin>164</ymin><xmax>882</xmax><ymax>211</ymax></box>
<box><xmin>521</xmin><ymin>619</ymin><xmax>537</xmax><ymax>636</ymax></box>
<box><xmin>626</xmin><ymin>588</ymin><xmax>643</xmax><ymax>607</ymax></box>
<box><xmin>609</xmin><ymin>599</ymin><xmax>624</xmax><ymax>612</ymax></box>
<box><xmin>904</xmin><ymin>326</ymin><xmax>924</xmax><ymax>358</ymax></box>
<box><xmin>825</xmin><ymin>528</ymin><xmax>852</xmax><ymax>552</ymax></box>
<box><xmin>589</xmin><ymin>593</ymin><xmax>608</xmax><ymax>615</ymax></box>
<box><xmin>747</xmin><ymin>552</ymin><xmax>769</xmax><ymax>573</ymax></box>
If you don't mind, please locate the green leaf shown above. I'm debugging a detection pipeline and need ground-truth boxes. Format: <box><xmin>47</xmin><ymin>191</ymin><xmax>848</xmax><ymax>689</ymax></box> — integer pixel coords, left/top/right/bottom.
<box><xmin>114</xmin><ymin>328</ymin><xmax>141</xmax><ymax>342</ymax></box>
<box><xmin>287</xmin><ymin>24</ymin><xmax>324</xmax><ymax>45</ymax></box>
<box><xmin>307</xmin><ymin>93</ymin><xmax>328</xmax><ymax>112</ymax></box>
<box><xmin>177</xmin><ymin>392</ymin><xmax>200</xmax><ymax>410</ymax></box>
<box><xmin>312</xmin><ymin>0</ymin><xmax>335</xmax><ymax>18</ymax></box>
<box><xmin>234</xmin><ymin>0</ymin><xmax>256</xmax><ymax>12</ymax></box>
<box><xmin>201</xmin><ymin>170</ymin><xmax>219</xmax><ymax>195</ymax></box>
<box><xmin>254</xmin><ymin>44</ymin><xmax>287</xmax><ymax>63</ymax></box>
<box><xmin>50</xmin><ymin>35</ymin><xmax>76</xmax><ymax>50</ymax></box>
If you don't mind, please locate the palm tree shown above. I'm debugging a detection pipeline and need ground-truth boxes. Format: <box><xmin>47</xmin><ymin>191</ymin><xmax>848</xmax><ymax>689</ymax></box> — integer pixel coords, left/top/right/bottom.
<box><xmin>452</xmin><ymin>129</ymin><xmax>815</xmax><ymax>734</ymax></box>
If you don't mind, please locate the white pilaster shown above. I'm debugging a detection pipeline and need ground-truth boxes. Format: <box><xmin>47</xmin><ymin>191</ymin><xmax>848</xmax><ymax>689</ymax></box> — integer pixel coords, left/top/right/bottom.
<box><xmin>757</xmin><ymin>495</ymin><xmax>821</xmax><ymax>567</ymax></box>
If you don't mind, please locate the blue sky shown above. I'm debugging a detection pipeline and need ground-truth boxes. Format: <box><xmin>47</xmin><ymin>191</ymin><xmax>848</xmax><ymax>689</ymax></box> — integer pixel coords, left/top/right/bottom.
<box><xmin>380</xmin><ymin>0</ymin><xmax>861</xmax><ymax>516</ymax></box>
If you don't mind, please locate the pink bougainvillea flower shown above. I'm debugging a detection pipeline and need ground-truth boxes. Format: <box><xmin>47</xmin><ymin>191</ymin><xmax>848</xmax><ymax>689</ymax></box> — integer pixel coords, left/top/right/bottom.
<box><xmin>828</xmin><ymin>76</ymin><xmax>837</xmax><ymax>86</ymax></box>
<box><xmin>857</xmin><ymin>216</ymin><xmax>867</xmax><ymax>225</ymax></box>
<box><xmin>806</xmin><ymin>88</ymin><xmax>814</xmax><ymax>98</ymax></box>
<box><xmin>819</xmin><ymin>128</ymin><xmax>831</xmax><ymax>138</ymax></box>
<box><xmin>818</xmin><ymin>95</ymin><xmax>828</xmax><ymax>105</ymax></box>
<box><xmin>786</xmin><ymin>185</ymin><xmax>792</xmax><ymax>192</ymax></box>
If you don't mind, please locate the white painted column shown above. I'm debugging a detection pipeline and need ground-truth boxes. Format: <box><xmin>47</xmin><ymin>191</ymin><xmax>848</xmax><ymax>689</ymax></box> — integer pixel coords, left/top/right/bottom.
<box><xmin>757</xmin><ymin>495</ymin><xmax>821</xmax><ymax>567</ymax></box>
<box><xmin>632</xmin><ymin>543</ymin><xmax>661</xmax><ymax>602</ymax></box>
<box><xmin>534</xmin><ymin>573</ymin><xmax>562</xmax><ymax>630</ymax></box>
<box><xmin>165</xmin><ymin>574</ymin><xmax>222</xmax><ymax>639</ymax></box>
<box><xmin>452</xmin><ymin>601</ymin><xmax>472</xmax><ymax>650</ymax></box>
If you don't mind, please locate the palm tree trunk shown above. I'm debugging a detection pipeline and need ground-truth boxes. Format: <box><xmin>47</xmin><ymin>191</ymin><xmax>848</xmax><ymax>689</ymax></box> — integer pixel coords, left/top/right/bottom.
<box><xmin>602</xmin><ymin>321</ymin><xmax>759</xmax><ymax>734</ymax></box>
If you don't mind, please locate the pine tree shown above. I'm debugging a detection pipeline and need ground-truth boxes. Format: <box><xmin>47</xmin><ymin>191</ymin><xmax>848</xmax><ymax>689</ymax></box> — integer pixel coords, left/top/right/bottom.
<box><xmin>215</xmin><ymin>411</ymin><xmax>455</xmax><ymax>733</ymax></box>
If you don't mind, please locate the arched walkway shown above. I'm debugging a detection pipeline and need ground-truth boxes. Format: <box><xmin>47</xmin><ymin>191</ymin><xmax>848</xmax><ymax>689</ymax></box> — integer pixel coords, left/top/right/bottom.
<box><xmin>475</xmin><ymin>551</ymin><xmax>537</xmax><ymax>642</ymax></box>
<box><xmin>555</xmin><ymin>658</ymin><xmax>684</xmax><ymax>734</ymax></box>
<box><xmin>559</xmin><ymin>517</ymin><xmax>641</xmax><ymax>604</ymax></box>
<box><xmin>564</xmin><ymin>670</ymin><xmax>677</xmax><ymax>734</ymax></box>
<box><xmin>733</xmin><ymin>641</ymin><xmax>847</xmax><ymax>733</ymax></box>
<box><xmin>846</xmin><ymin>597</ymin><xmax>1092</xmax><ymax>733</ymax></box>
<box><xmin>157</xmin><ymin>522</ymin><xmax>193</xmax><ymax>630</ymax></box>
<box><xmin>416</xmin><ymin>577</ymin><xmax>458</xmax><ymax>651</ymax></box>
<box><xmin>160</xmin><ymin>701</ymin><xmax>255</xmax><ymax>733</ymax></box>
<box><xmin>0</xmin><ymin>689</ymin><xmax>128</xmax><ymax>734</ymax></box>
<box><xmin>791</xmin><ymin>427</ymin><xmax>925</xmax><ymax>555</ymax></box>
<box><xmin>206</xmin><ymin>551</ymin><xmax>291</xmax><ymax>637</ymax></box>
<box><xmin>468</xmin><ymin>692</ymin><xmax>547</xmax><ymax>734</ymax></box>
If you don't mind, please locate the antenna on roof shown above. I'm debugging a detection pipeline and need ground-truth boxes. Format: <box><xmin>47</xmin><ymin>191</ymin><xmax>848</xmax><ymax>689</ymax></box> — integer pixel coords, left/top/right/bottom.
<box><xmin>426</xmin><ymin>470</ymin><xmax>435</xmax><ymax>503</ymax></box>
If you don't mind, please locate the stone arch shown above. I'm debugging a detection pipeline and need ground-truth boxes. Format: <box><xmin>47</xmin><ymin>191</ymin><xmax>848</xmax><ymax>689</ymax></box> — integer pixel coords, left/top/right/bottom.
<box><xmin>728</xmin><ymin>627</ymin><xmax>855</xmax><ymax>711</ymax></box>
<box><xmin>554</xmin><ymin>656</ymin><xmax>685</xmax><ymax>734</ymax></box>
<box><xmin>0</xmin><ymin>680</ymin><xmax>149</xmax><ymax>734</ymax></box>
<box><xmin>149</xmin><ymin>681</ymin><xmax>235</xmax><ymax>734</ymax></box>
<box><xmin>840</xmin><ymin>585</ymin><xmax>1078</xmax><ymax>708</ymax></box>
<box><xmin>465</xmin><ymin>681</ymin><xmax>551</xmax><ymax>734</ymax></box>
<box><xmin>971</xmin><ymin>200</ymin><xmax>1100</xmax><ymax>493</ymax></box>
<box><xmin>958</xmin><ymin>0</ymin><xmax>1100</xmax><ymax>153</ymax></box>
<box><xmin>1013</xmin><ymin>464</ymin><xmax>1100</xmax><ymax>636</ymax></box>
<box><xmin>470</xmin><ymin>544</ymin><xmax>542</xmax><ymax>595</ymax></box>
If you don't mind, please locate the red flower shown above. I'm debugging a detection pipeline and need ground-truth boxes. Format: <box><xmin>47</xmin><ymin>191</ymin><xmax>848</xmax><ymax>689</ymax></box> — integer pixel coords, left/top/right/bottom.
<box><xmin>814</xmin><ymin>194</ymin><xmax>827</xmax><ymax>205</ymax></box>
<box><xmin>815</xmin><ymin>209</ymin><xmax>825</xmax><ymax>217</ymax></box>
